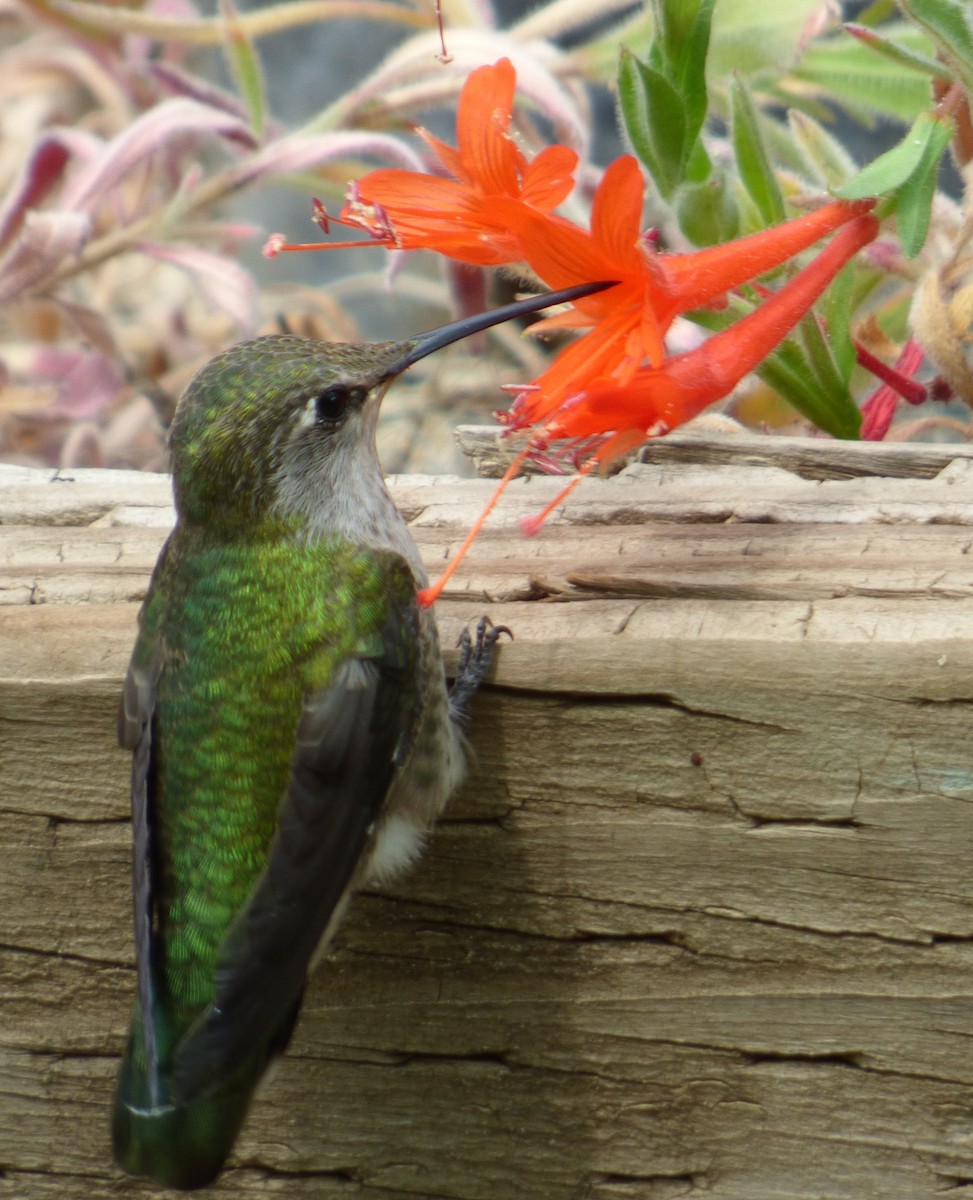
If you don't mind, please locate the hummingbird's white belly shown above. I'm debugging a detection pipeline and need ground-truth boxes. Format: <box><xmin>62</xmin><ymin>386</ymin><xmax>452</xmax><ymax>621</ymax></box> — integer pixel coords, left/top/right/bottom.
<box><xmin>367</xmin><ymin>811</ymin><xmax>428</xmax><ymax>881</ymax></box>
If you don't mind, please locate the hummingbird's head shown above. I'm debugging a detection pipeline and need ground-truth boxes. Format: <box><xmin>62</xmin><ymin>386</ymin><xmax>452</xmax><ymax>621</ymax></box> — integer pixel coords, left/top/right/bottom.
<box><xmin>167</xmin><ymin>282</ymin><xmax>616</xmax><ymax>536</ymax></box>
<box><xmin>168</xmin><ymin>334</ymin><xmax>412</xmax><ymax>532</ymax></box>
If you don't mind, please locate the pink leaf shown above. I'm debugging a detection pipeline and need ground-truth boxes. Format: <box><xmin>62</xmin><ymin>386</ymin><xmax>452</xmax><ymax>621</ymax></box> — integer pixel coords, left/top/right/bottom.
<box><xmin>0</xmin><ymin>211</ymin><xmax>91</xmax><ymax>306</ymax></box>
<box><xmin>223</xmin><ymin>132</ymin><xmax>426</xmax><ymax>194</ymax></box>
<box><xmin>149</xmin><ymin>61</ymin><xmax>257</xmax><ymax>125</ymax></box>
<box><xmin>137</xmin><ymin>240</ymin><xmax>258</xmax><ymax>331</ymax></box>
<box><xmin>0</xmin><ymin>129</ymin><xmax>101</xmax><ymax>250</ymax></box>
<box><xmin>61</xmin><ymin>98</ymin><xmax>256</xmax><ymax>213</ymax></box>
<box><xmin>39</xmin><ymin>349</ymin><xmax>127</xmax><ymax>418</ymax></box>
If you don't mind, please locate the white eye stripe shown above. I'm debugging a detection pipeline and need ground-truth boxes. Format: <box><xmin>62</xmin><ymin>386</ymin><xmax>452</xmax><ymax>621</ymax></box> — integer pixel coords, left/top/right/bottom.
<box><xmin>297</xmin><ymin>400</ymin><xmax>318</xmax><ymax>429</ymax></box>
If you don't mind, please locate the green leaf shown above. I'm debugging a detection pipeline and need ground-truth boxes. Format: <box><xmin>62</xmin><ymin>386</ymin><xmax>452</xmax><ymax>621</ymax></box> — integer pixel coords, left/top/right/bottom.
<box><xmin>787</xmin><ymin>110</ymin><xmax>857</xmax><ymax>190</ymax></box>
<box><xmin>822</xmin><ymin>263</ymin><xmax>857</xmax><ymax>381</ymax></box>
<box><xmin>793</xmin><ymin>26</ymin><xmax>937</xmax><ymax>124</ymax></box>
<box><xmin>837</xmin><ymin>109</ymin><xmax>947</xmax><ymax>200</ymax></box>
<box><xmin>857</xmin><ymin>0</ymin><xmax>897</xmax><ymax>20</ymax></box>
<box><xmin>755</xmin><ymin>342</ymin><xmax>831</xmax><ymax>412</ymax></box>
<box><xmin>844</xmin><ymin>21</ymin><xmax>952</xmax><ymax>81</ymax></box>
<box><xmin>220</xmin><ymin>0</ymin><xmax>265</xmax><ymax>139</ymax></box>
<box><xmin>835</xmin><ymin>108</ymin><xmax>952</xmax><ymax>257</ymax></box>
<box><xmin>619</xmin><ymin>1</ymin><xmax>715</xmax><ymax>198</ymax></box>
<box><xmin>651</xmin><ymin>0</ymin><xmax>705</xmax><ymax>74</ymax></box>
<box><xmin>676</xmin><ymin>0</ymin><xmax>717</xmax><ymax>148</ymax></box>
<box><xmin>758</xmin><ymin>340</ymin><xmax>863</xmax><ymax>439</ymax></box>
<box><xmin>676</xmin><ymin>174</ymin><xmax>740</xmax><ymax>247</ymax></box>
<box><xmin>707</xmin><ymin>0</ymin><xmax>827</xmax><ymax>79</ymax></box>
<box><xmin>618</xmin><ymin>48</ymin><xmax>687</xmax><ymax>199</ymax></box>
<box><xmin>900</xmin><ymin>0</ymin><xmax>973</xmax><ymax>97</ymax></box>
<box><xmin>730</xmin><ymin>74</ymin><xmax>785</xmax><ymax>225</ymax></box>
<box><xmin>798</xmin><ymin>308</ymin><xmax>852</xmax><ymax>399</ymax></box>
<box><xmin>896</xmin><ymin>113</ymin><xmax>954</xmax><ymax>256</ymax></box>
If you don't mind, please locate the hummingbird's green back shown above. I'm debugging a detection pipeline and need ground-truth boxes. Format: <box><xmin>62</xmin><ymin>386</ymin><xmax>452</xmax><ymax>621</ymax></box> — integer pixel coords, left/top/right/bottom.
<box><xmin>149</xmin><ymin>528</ymin><xmax>407</xmax><ymax>1011</ymax></box>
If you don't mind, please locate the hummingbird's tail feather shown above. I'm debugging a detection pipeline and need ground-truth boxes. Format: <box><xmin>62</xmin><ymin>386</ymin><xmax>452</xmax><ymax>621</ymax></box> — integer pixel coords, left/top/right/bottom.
<box><xmin>112</xmin><ymin>1027</ymin><xmax>263</xmax><ymax>1191</ymax></box>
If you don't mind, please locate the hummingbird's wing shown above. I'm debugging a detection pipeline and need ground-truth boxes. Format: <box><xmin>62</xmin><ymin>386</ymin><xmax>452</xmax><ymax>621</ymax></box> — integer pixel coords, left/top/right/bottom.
<box><xmin>169</xmin><ymin>566</ymin><xmax>422</xmax><ymax>1103</ymax></box>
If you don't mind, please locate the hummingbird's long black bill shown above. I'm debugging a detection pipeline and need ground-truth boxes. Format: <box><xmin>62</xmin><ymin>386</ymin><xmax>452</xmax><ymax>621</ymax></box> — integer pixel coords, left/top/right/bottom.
<box><xmin>388</xmin><ymin>279</ymin><xmax>618</xmax><ymax>376</ymax></box>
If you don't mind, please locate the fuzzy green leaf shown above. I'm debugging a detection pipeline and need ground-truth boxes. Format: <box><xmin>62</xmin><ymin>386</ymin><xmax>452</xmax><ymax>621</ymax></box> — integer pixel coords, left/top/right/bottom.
<box><xmin>787</xmin><ymin>110</ymin><xmax>857</xmax><ymax>190</ymax></box>
<box><xmin>707</xmin><ymin>0</ymin><xmax>828</xmax><ymax>79</ymax></box>
<box><xmin>220</xmin><ymin>0</ymin><xmax>265</xmax><ymax>139</ymax></box>
<box><xmin>618</xmin><ymin>48</ymin><xmax>687</xmax><ymax>199</ymax></box>
<box><xmin>758</xmin><ymin>339</ymin><xmax>863</xmax><ymax>439</ymax></box>
<box><xmin>798</xmin><ymin>308</ymin><xmax>853</xmax><ymax>399</ymax></box>
<box><xmin>837</xmin><ymin>110</ymin><xmax>947</xmax><ymax>200</ymax></box>
<box><xmin>822</xmin><ymin>264</ymin><xmax>857</xmax><ymax>381</ymax></box>
<box><xmin>730</xmin><ymin>74</ymin><xmax>785</xmax><ymax>225</ymax></box>
<box><xmin>896</xmin><ymin>113</ymin><xmax>954</xmax><ymax>256</ymax></box>
<box><xmin>676</xmin><ymin>0</ymin><xmax>717</xmax><ymax>148</ymax></box>
<box><xmin>794</xmin><ymin>26</ymin><xmax>937</xmax><ymax>124</ymax></box>
<box><xmin>650</xmin><ymin>0</ymin><xmax>704</xmax><ymax>74</ymax></box>
<box><xmin>676</xmin><ymin>175</ymin><xmax>740</xmax><ymax>247</ymax></box>
<box><xmin>844</xmin><ymin>20</ymin><xmax>952</xmax><ymax>80</ymax></box>
<box><xmin>858</xmin><ymin>0</ymin><xmax>897</xmax><ymax>19</ymax></box>
<box><xmin>684</xmin><ymin>137</ymin><xmax>714</xmax><ymax>185</ymax></box>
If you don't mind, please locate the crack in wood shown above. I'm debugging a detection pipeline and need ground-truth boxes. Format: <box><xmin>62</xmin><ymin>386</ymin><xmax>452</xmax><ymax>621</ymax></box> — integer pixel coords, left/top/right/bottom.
<box><xmin>0</xmin><ymin>942</ymin><xmax>130</xmax><ymax>970</ymax></box>
<box><xmin>745</xmin><ymin>815</ymin><xmax>864</xmax><ymax>831</ymax></box>
<box><xmin>934</xmin><ymin>1174</ymin><xmax>973</xmax><ymax>1192</ymax></box>
<box><xmin>592</xmin><ymin>1170</ymin><xmax>705</xmax><ymax>1187</ymax></box>
<box><xmin>742</xmin><ymin>1049</ymin><xmax>865</xmax><ymax>1069</ymax></box>
<box><xmin>0</xmin><ymin>808</ymin><xmax>129</xmax><ymax>828</ymax></box>
<box><xmin>485</xmin><ymin>687</ymin><xmax>800</xmax><ymax>731</ymax></box>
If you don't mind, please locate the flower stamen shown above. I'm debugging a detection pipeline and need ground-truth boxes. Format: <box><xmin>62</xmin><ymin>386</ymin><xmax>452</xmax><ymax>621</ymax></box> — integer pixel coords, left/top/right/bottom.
<box><xmin>417</xmin><ymin>444</ymin><xmax>532</xmax><ymax>608</ymax></box>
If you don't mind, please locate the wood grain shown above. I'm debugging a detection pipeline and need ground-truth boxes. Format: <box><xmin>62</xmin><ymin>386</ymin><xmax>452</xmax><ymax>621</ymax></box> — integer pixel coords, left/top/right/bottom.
<box><xmin>3</xmin><ymin>440</ymin><xmax>973</xmax><ymax>1199</ymax></box>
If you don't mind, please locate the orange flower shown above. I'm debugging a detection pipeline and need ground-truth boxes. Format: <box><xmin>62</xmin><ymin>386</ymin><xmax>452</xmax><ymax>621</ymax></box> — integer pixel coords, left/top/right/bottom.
<box><xmin>503</xmin><ymin>156</ymin><xmax>877</xmax><ymax>430</ymax></box>
<box><xmin>339</xmin><ymin>58</ymin><xmax>578</xmax><ymax>265</ymax></box>
<box><xmin>542</xmin><ymin>211</ymin><xmax>880</xmax><ymax>448</ymax></box>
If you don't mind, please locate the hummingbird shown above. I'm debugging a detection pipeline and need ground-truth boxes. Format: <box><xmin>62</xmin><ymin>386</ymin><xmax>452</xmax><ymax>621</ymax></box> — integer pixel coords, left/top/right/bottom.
<box><xmin>111</xmin><ymin>280</ymin><xmax>611</xmax><ymax>1189</ymax></box>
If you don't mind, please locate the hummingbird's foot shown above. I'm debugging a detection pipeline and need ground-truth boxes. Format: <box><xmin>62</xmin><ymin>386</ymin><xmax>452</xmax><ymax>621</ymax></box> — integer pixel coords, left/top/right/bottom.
<box><xmin>448</xmin><ymin>616</ymin><xmax>512</xmax><ymax>724</ymax></box>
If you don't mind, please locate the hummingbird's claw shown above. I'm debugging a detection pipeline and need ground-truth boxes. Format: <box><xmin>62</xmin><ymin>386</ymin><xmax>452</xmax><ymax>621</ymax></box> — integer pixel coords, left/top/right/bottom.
<box><xmin>449</xmin><ymin>616</ymin><xmax>511</xmax><ymax>724</ymax></box>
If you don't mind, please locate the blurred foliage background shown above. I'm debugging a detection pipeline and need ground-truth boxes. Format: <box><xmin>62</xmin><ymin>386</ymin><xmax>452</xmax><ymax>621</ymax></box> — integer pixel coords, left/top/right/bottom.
<box><xmin>1</xmin><ymin>0</ymin><xmax>971</xmax><ymax>474</ymax></box>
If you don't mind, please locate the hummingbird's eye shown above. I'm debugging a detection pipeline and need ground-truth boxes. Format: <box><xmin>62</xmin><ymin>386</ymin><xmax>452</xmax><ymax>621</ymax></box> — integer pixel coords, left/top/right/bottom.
<box><xmin>313</xmin><ymin>385</ymin><xmax>366</xmax><ymax>425</ymax></box>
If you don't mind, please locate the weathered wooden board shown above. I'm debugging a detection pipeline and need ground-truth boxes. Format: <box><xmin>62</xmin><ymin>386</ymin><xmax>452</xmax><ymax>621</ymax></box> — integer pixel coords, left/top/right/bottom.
<box><xmin>3</xmin><ymin>437</ymin><xmax>973</xmax><ymax>1200</ymax></box>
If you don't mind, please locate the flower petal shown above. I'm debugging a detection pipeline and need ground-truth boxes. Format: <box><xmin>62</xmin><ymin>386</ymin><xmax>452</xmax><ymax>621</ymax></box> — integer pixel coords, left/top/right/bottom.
<box><xmin>591</xmin><ymin>156</ymin><xmax>644</xmax><ymax>261</ymax></box>
<box><xmin>350</xmin><ymin>170</ymin><xmax>485</xmax><ymax>226</ymax></box>
<box><xmin>346</xmin><ymin>171</ymin><xmax>527</xmax><ymax>262</ymax></box>
<box><xmin>456</xmin><ymin>58</ymin><xmax>522</xmax><ymax>197</ymax></box>
<box><xmin>656</xmin><ymin>198</ymin><xmax>876</xmax><ymax>313</ymax></box>
<box><xmin>418</xmin><ymin>128</ymin><xmax>467</xmax><ymax>183</ymax></box>
<box><xmin>520</xmin><ymin>144</ymin><xmax>578</xmax><ymax>211</ymax></box>
<box><xmin>510</xmin><ymin>207</ymin><xmax>617</xmax><ymax>294</ymax></box>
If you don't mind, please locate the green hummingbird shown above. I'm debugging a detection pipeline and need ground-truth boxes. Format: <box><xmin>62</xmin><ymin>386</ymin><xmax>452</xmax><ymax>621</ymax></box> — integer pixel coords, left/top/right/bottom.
<box><xmin>111</xmin><ymin>280</ymin><xmax>609</xmax><ymax>1189</ymax></box>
